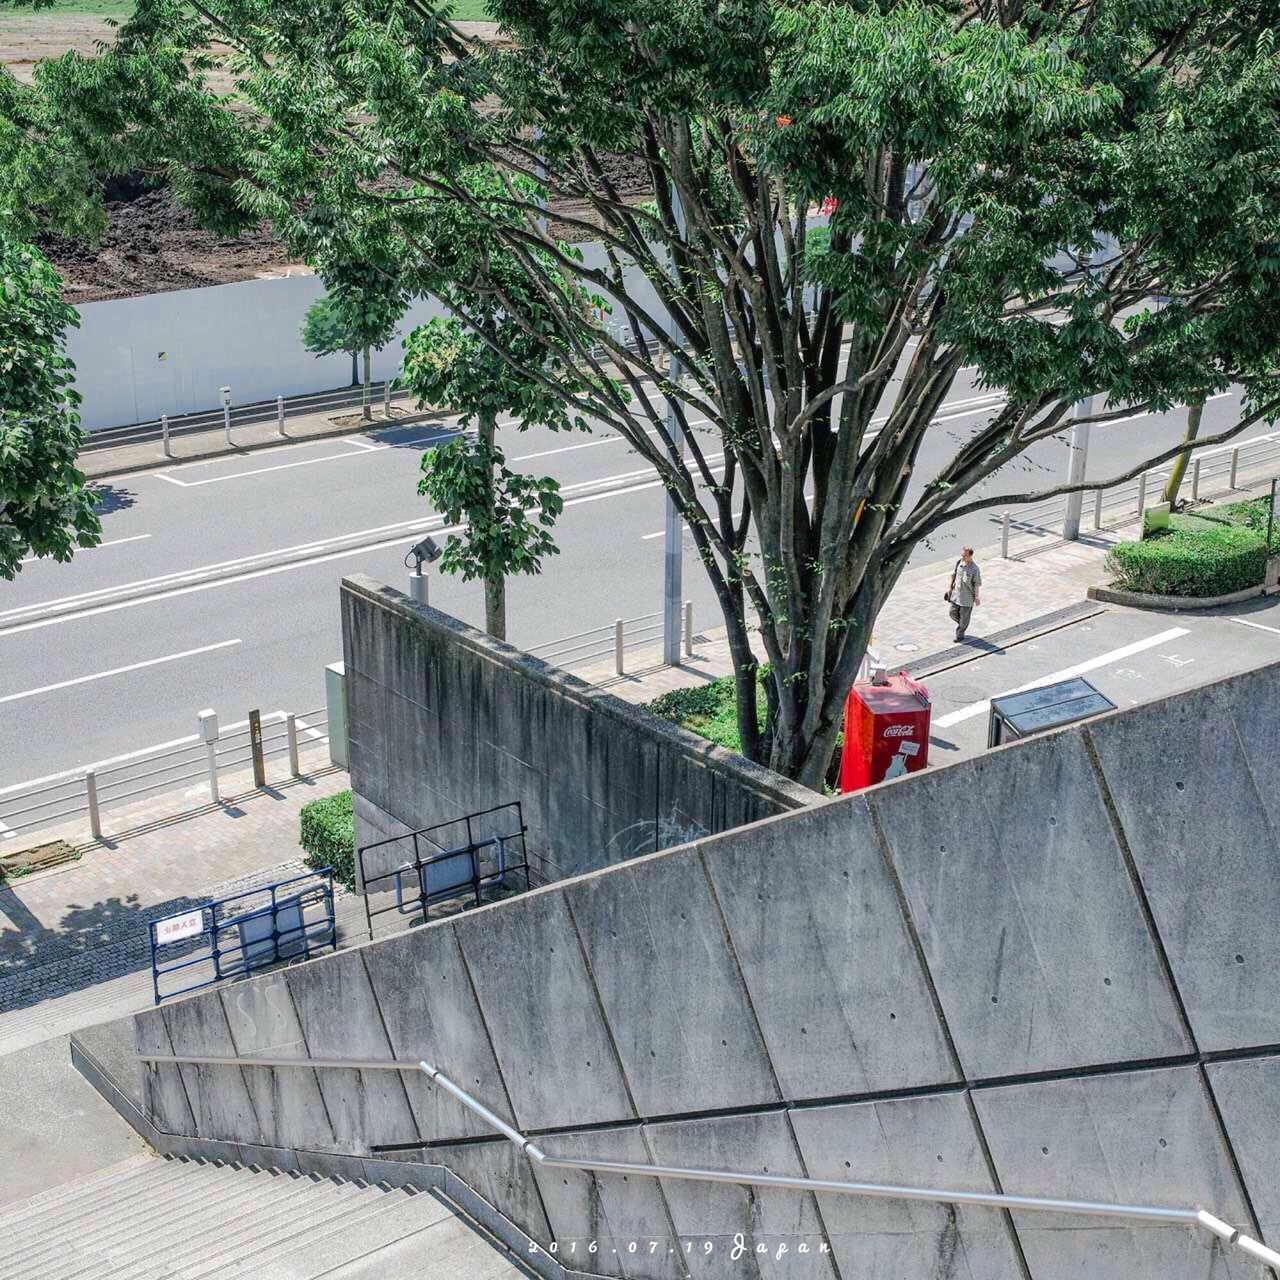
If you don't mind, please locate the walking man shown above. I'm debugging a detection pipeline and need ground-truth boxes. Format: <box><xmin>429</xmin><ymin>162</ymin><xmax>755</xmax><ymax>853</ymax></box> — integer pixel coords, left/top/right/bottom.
<box><xmin>947</xmin><ymin>547</ymin><xmax>982</xmax><ymax>641</ymax></box>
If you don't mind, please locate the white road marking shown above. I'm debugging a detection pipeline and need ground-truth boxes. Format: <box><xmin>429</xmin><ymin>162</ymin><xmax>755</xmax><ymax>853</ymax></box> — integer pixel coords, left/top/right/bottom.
<box><xmin>0</xmin><ymin>470</ymin><xmax>679</xmax><ymax>637</ymax></box>
<box><xmin>19</xmin><ymin>533</ymin><xmax>151</xmax><ymax>565</ymax></box>
<box><xmin>343</xmin><ymin>436</ymin><xmax>385</xmax><ymax>451</ymax></box>
<box><xmin>0</xmin><ymin>640</ymin><xmax>242</xmax><ymax>706</ymax></box>
<box><xmin>641</xmin><ymin>531</ymin><xmax>665</xmax><ymax>541</ymax></box>
<box><xmin>1230</xmin><ymin>616</ymin><xmax>1280</xmax><ymax>636</ymax></box>
<box><xmin>932</xmin><ymin>627</ymin><xmax>1191</xmax><ymax>728</ymax></box>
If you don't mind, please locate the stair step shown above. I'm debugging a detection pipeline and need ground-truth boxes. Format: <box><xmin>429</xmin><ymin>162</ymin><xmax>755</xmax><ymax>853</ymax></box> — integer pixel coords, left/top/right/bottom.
<box><xmin>0</xmin><ymin>1154</ymin><xmax>157</xmax><ymax>1229</ymax></box>
<box><xmin>20</xmin><ymin>1163</ymin><xmax>298</xmax><ymax>1280</ymax></box>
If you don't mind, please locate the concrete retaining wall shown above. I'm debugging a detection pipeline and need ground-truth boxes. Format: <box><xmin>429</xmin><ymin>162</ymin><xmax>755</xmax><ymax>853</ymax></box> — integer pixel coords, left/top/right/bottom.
<box><xmin>339</xmin><ymin>575</ymin><xmax>816</xmax><ymax>886</ymax></box>
<box><xmin>123</xmin><ymin>657</ymin><xmax>1280</xmax><ymax>1279</ymax></box>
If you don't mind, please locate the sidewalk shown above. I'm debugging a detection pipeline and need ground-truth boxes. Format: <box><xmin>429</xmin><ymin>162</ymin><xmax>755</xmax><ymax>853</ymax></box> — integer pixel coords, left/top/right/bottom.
<box><xmin>578</xmin><ymin>521</ymin><xmax>1127</xmax><ymax>704</ymax></box>
<box><xmin>79</xmin><ymin>393</ymin><xmax>439</xmax><ymax>480</ymax></box>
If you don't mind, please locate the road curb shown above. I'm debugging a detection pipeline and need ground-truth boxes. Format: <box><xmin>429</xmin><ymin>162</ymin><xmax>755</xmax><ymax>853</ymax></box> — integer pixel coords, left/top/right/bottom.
<box><xmin>1087</xmin><ymin>583</ymin><xmax>1264</xmax><ymax>611</ymax></box>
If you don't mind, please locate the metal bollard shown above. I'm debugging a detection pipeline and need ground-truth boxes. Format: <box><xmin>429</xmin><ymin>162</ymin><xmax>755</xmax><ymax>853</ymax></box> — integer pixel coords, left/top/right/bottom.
<box><xmin>1230</xmin><ymin>447</ymin><xmax>1240</xmax><ymax>489</ymax></box>
<box><xmin>161</xmin><ymin>413</ymin><xmax>172</xmax><ymax>459</ymax></box>
<box><xmin>1192</xmin><ymin>457</ymin><xmax>1202</xmax><ymax>501</ymax></box>
<box><xmin>614</xmin><ymin>619</ymin><xmax>625</xmax><ymax>676</ymax></box>
<box><xmin>277</xmin><ymin>395</ymin><xmax>286</xmax><ymax>438</ymax></box>
<box><xmin>1136</xmin><ymin>472</ymin><xmax>1148</xmax><ymax>518</ymax></box>
<box><xmin>199</xmin><ymin>709</ymin><xmax>220</xmax><ymax>804</ymax></box>
<box><xmin>85</xmin><ymin>769</ymin><xmax>102</xmax><ymax>840</ymax></box>
<box><xmin>1093</xmin><ymin>488</ymin><xmax>1104</xmax><ymax>530</ymax></box>
<box><xmin>220</xmin><ymin>386</ymin><xmax>232</xmax><ymax>447</ymax></box>
<box><xmin>1001</xmin><ymin>512</ymin><xmax>1011</xmax><ymax>559</ymax></box>
<box><xmin>383</xmin><ymin>381</ymin><xmax>392</xmax><ymax>418</ymax></box>
<box><xmin>683</xmin><ymin>601</ymin><xmax>694</xmax><ymax>657</ymax></box>
<box><xmin>286</xmin><ymin>713</ymin><xmax>301</xmax><ymax>776</ymax></box>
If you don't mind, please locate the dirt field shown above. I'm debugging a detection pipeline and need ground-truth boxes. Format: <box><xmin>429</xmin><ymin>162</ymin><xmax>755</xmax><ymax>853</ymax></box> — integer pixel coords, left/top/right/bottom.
<box><xmin>2</xmin><ymin>8</ymin><xmax>646</xmax><ymax>303</ymax></box>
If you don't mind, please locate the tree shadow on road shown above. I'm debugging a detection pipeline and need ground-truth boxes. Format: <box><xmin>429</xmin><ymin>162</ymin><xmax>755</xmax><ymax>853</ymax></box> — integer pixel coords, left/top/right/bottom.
<box><xmin>91</xmin><ymin>484</ymin><xmax>139</xmax><ymax>515</ymax></box>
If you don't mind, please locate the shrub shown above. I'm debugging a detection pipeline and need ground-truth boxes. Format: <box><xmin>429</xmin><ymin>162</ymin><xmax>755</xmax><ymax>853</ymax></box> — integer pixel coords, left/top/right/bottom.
<box><xmin>1106</xmin><ymin>513</ymin><xmax>1266</xmax><ymax>597</ymax></box>
<box><xmin>646</xmin><ymin>675</ymin><xmax>755</xmax><ymax>753</ymax></box>
<box><xmin>300</xmin><ymin>790</ymin><xmax>355</xmax><ymax>890</ymax></box>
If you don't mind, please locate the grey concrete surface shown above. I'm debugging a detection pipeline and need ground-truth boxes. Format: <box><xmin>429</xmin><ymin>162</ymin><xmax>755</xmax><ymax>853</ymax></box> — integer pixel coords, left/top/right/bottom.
<box><xmin>341</xmin><ymin>576</ymin><xmax>814</xmax><ymax>886</ymax></box>
<box><xmin>102</xmin><ymin>657</ymin><xmax>1280</xmax><ymax>1280</ymax></box>
<box><xmin>0</xmin><ymin>1034</ymin><xmax>147</xmax><ymax>1208</ymax></box>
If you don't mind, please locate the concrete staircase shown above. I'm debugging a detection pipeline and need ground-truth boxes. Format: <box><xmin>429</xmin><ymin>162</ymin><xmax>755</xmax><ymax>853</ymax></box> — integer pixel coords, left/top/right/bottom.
<box><xmin>0</xmin><ymin>1152</ymin><xmax>528</xmax><ymax>1279</ymax></box>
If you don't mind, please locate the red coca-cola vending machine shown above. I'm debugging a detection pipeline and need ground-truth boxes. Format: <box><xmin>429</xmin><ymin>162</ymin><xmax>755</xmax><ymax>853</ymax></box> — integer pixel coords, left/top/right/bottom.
<box><xmin>839</xmin><ymin>672</ymin><xmax>931</xmax><ymax>793</ymax></box>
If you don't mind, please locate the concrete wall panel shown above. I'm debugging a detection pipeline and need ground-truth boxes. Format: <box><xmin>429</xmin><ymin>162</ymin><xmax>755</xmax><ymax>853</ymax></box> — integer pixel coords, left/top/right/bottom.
<box><xmin>283</xmin><ymin>948</ymin><xmax>421</xmax><ymax>1153</ymax></box>
<box><xmin>567</xmin><ymin>844</ymin><xmax>780</xmax><ymax>1116</ymax></box>
<box><xmin>135</xmin><ymin>1006</ymin><xmax>196</xmax><ymax>1136</ymax></box>
<box><xmin>1089</xmin><ymin>676</ymin><xmax>1280</xmax><ymax>1051</ymax></box>
<box><xmin>535</xmin><ymin>1127</ymin><xmax>683</xmax><ymax>1280</ymax></box>
<box><xmin>160</xmin><ymin>990</ymin><xmax>263</xmax><ymax>1145</ymax></box>
<box><xmin>422</xmin><ymin>1136</ymin><xmax>553</xmax><ymax>1247</ymax></box>
<box><xmin>872</xmin><ymin>734</ymin><xmax>1188</xmax><ymax>1077</ymax></box>
<box><xmin>1206</xmin><ymin>1055</ymin><xmax>1280</xmax><ymax>1245</ymax></box>
<box><xmin>218</xmin><ymin>970</ymin><xmax>337</xmax><ymax>1152</ymax></box>
<box><xmin>641</xmin><ymin>1112</ymin><xmax>837</xmax><ymax>1280</ymax></box>
<box><xmin>975</xmin><ymin>1067</ymin><xmax>1260</xmax><ymax>1279</ymax></box>
<box><xmin>361</xmin><ymin>924</ymin><xmax>512</xmax><ymax>1143</ymax></box>
<box><xmin>789</xmin><ymin>1094</ymin><xmax>1021</xmax><ymax>1280</ymax></box>
<box><xmin>702</xmin><ymin>797</ymin><xmax>956</xmax><ymax>1098</ymax></box>
<box><xmin>453</xmin><ymin>891</ymin><xmax>636</xmax><ymax>1130</ymax></box>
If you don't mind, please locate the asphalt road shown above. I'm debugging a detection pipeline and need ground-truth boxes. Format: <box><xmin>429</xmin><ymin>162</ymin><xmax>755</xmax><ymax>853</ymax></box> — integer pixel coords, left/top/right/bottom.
<box><xmin>0</xmin><ymin>368</ymin><xmax>1264</xmax><ymax>791</ymax></box>
<box><xmin>920</xmin><ymin>595</ymin><xmax>1280</xmax><ymax>763</ymax></box>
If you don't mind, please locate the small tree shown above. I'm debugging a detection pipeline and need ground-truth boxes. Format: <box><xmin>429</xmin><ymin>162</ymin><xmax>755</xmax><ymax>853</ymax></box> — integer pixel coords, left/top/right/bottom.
<box><xmin>0</xmin><ymin>227</ymin><xmax>101</xmax><ymax>578</ymax></box>
<box><xmin>1162</xmin><ymin>397</ymin><xmax>1208</xmax><ymax>509</ymax></box>
<box><xmin>299</xmin><ymin>261</ymin><xmax>409</xmax><ymax>421</ymax></box>
<box><xmin>402</xmin><ymin>311</ymin><xmax>583</xmax><ymax>641</ymax></box>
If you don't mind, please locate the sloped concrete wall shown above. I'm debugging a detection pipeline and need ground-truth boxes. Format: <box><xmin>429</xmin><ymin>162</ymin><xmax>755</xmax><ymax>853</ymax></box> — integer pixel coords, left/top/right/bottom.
<box><xmin>339</xmin><ymin>575</ymin><xmax>816</xmax><ymax>886</ymax></box>
<box><xmin>131</xmin><ymin>658</ymin><xmax>1280</xmax><ymax>1279</ymax></box>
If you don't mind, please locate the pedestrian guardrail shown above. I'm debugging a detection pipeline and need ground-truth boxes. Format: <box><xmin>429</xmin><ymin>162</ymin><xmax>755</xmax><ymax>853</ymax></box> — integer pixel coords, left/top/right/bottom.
<box><xmin>82</xmin><ymin>381</ymin><xmax>405</xmax><ymax>455</ymax></box>
<box><xmin>149</xmin><ymin>866</ymin><xmax>337</xmax><ymax>1004</ymax></box>
<box><xmin>995</xmin><ymin>430</ymin><xmax>1280</xmax><ymax>556</ymax></box>
<box><xmin>356</xmin><ymin>801</ymin><xmax>530</xmax><ymax>940</ymax></box>
<box><xmin>0</xmin><ymin>706</ymin><xmax>329</xmax><ymax>844</ymax></box>
<box><xmin>528</xmin><ymin>602</ymin><xmax>695</xmax><ymax>674</ymax></box>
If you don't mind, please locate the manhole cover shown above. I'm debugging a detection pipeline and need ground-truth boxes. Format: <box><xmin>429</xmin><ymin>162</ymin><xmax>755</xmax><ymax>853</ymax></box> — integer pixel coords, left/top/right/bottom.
<box><xmin>894</xmin><ymin>641</ymin><xmax>920</xmax><ymax>652</ymax></box>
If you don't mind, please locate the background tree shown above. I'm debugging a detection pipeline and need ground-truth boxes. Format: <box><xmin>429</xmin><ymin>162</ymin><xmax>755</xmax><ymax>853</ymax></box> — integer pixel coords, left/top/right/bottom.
<box><xmin>40</xmin><ymin>1</ymin><xmax>1280</xmax><ymax>784</ymax></box>
<box><xmin>300</xmin><ymin>295</ymin><xmax>363</xmax><ymax>391</ymax></box>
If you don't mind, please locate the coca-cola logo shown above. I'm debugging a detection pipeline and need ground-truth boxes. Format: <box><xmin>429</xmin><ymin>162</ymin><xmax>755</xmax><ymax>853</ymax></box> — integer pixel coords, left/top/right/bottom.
<box><xmin>883</xmin><ymin>724</ymin><xmax>915</xmax><ymax>738</ymax></box>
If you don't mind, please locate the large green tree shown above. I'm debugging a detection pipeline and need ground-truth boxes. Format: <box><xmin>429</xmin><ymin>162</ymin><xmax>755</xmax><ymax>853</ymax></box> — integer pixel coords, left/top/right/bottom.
<box><xmin>37</xmin><ymin>1</ymin><xmax>1280</xmax><ymax>783</ymax></box>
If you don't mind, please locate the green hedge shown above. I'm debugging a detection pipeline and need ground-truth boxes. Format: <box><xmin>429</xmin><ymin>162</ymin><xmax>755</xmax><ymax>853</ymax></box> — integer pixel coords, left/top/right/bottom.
<box><xmin>300</xmin><ymin>790</ymin><xmax>355</xmax><ymax>891</ymax></box>
<box><xmin>1105</xmin><ymin>512</ymin><xmax>1267</xmax><ymax>598</ymax></box>
<box><xmin>646</xmin><ymin>675</ymin><xmax>749</xmax><ymax>752</ymax></box>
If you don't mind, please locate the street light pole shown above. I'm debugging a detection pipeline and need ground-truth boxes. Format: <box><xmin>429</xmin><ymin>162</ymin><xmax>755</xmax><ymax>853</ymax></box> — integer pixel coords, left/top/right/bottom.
<box><xmin>1063</xmin><ymin>245</ymin><xmax>1097</xmax><ymax>541</ymax></box>
<box><xmin>662</xmin><ymin>188</ymin><xmax>687</xmax><ymax>666</ymax></box>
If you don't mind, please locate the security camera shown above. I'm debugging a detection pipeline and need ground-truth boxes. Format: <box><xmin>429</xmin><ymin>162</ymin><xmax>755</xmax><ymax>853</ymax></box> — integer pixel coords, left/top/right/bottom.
<box><xmin>410</xmin><ymin>535</ymin><xmax>442</xmax><ymax>566</ymax></box>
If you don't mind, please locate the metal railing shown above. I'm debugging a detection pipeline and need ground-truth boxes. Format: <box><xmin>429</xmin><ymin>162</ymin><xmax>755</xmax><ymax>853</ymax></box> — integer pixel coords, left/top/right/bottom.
<box><xmin>528</xmin><ymin>602</ymin><xmax>695</xmax><ymax>674</ymax></box>
<box><xmin>996</xmin><ymin>430</ymin><xmax>1280</xmax><ymax>556</ymax></box>
<box><xmin>149</xmin><ymin>867</ymin><xmax>337</xmax><ymax>1005</ymax></box>
<box><xmin>82</xmin><ymin>381</ymin><xmax>407</xmax><ymax>455</ymax></box>
<box><xmin>356</xmin><ymin>802</ymin><xmax>531</xmax><ymax>939</ymax></box>
<box><xmin>133</xmin><ymin>1049</ymin><xmax>1280</xmax><ymax>1268</ymax></box>
<box><xmin>0</xmin><ymin>706</ymin><xmax>329</xmax><ymax>842</ymax></box>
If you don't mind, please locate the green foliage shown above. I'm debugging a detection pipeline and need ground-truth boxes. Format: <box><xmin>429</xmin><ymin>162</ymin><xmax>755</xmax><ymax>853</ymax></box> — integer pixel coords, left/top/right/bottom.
<box><xmin>418</xmin><ymin>433</ymin><xmax>562</xmax><ymax>583</ymax></box>
<box><xmin>647</xmin><ymin>675</ymin><xmax>753</xmax><ymax>753</ymax></box>
<box><xmin>299</xmin><ymin>790</ymin><xmax>355</xmax><ymax>891</ymax></box>
<box><xmin>1210</xmin><ymin>497</ymin><xmax>1279</xmax><ymax>546</ymax></box>
<box><xmin>1105</xmin><ymin>512</ymin><xmax>1267</xmax><ymax>598</ymax></box>
<box><xmin>0</xmin><ymin>229</ymin><xmax>100</xmax><ymax>578</ymax></box>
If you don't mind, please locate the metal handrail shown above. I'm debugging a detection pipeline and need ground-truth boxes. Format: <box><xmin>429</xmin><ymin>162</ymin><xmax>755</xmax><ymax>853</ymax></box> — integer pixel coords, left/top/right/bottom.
<box><xmin>133</xmin><ymin>1050</ymin><xmax>1280</xmax><ymax>1265</ymax></box>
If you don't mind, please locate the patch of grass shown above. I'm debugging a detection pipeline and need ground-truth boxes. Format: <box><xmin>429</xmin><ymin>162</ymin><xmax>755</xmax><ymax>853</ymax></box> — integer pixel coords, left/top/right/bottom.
<box><xmin>1106</xmin><ymin>510</ymin><xmax>1267</xmax><ymax>597</ymax></box>
<box><xmin>646</xmin><ymin>675</ymin><xmax>754</xmax><ymax>753</ymax></box>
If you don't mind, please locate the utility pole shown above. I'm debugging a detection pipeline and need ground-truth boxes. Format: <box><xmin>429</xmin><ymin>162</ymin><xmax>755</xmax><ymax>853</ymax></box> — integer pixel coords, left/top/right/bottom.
<box><xmin>1063</xmin><ymin>245</ymin><xmax>1097</xmax><ymax>540</ymax></box>
<box><xmin>662</xmin><ymin>187</ymin><xmax>687</xmax><ymax>665</ymax></box>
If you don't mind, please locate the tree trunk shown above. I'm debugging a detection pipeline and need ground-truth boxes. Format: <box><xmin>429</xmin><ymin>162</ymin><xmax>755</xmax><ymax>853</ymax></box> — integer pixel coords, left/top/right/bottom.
<box><xmin>479</xmin><ymin>411</ymin><xmax>506</xmax><ymax>640</ymax></box>
<box><xmin>361</xmin><ymin>346</ymin><xmax>372</xmax><ymax>422</ymax></box>
<box><xmin>1162</xmin><ymin>397</ymin><xmax>1206</xmax><ymax>507</ymax></box>
<box><xmin>350</xmin><ymin>349</ymin><xmax>358</xmax><ymax>387</ymax></box>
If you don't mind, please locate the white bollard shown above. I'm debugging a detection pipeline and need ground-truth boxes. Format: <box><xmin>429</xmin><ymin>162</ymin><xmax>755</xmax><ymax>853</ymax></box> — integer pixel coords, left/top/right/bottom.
<box><xmin>1192</xmin><ymin>457</ymin><xmax>1202</xmax><ymax>501</ymax></box>
<box><xmin>683</xmin><ymin>600</ymin><xmax>694</xmax><ymax>657</ymax></box>
<box><xmin>199</xmin><ymin>709</ymin><xmax>220</xmax><ymax>804</ymax></box>
<box><xmin>85</xmin><ymin>769</ymin><xmax>102</xmax><ymax>840</ymax></box>
<box><xmin>1136</xmin><ymin>472</ymin><xmax>1148</xmax><ymax>518</ymax></box>
<box><xmin>1230</xmin><ymin>447</ymin><xmax>1240</xmax><ymax>489</ymax></box>
<box><xmin>286</xmin><ymin>713</ymin><xmax>300</xmax><ymax>776</ymax></box>
<box><xmin>1093</xmin><ymin>488</ymin><xmax>1104</xmax><ymax>530</ymax></box>
<box><xmin>614</xmin><ymin>619</ymin><xmax>625</xmax><ymax>676</ymax></box>
<box><xmin>277</xmin><ymin>395</ymin><xmax>286</xmax><ymax>438</ymax></box>
<box><xmin>383</xmin><ymin>381</ymin><xmax>392</xmax><ymax>418</ymax></box>
<box><xmin>220</xmin><ymin>386</ymin><xmax>232</xmax><ymax>447</ymax></box>
<box><xmin>1001</xmin><ymin>512</ymin><xmax>1011</xmax><ymax>559</ymax></box>
<box><xmin>161</xmin><ymin>414</ymin><xmax>172</xmax><ymax>459</ymax></box>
